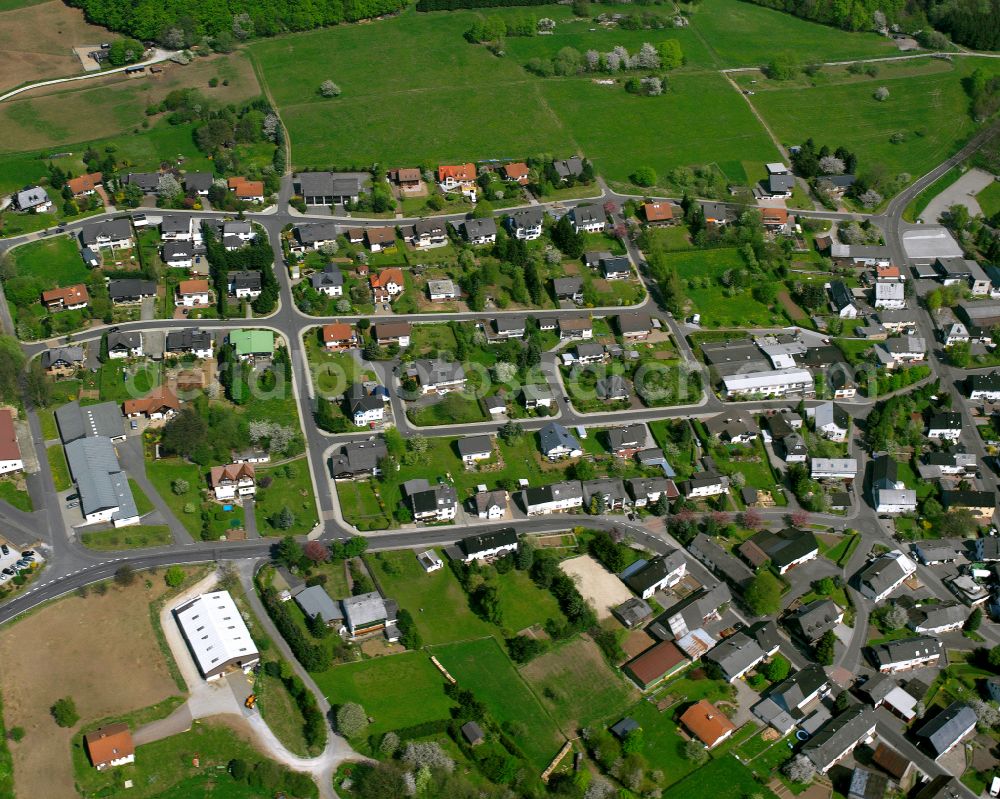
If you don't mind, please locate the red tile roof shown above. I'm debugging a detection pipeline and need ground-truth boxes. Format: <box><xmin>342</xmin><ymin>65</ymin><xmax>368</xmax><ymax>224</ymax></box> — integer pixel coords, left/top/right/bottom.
<box><xmin>680</xmin><ymin>700</ymin><xmax>736</xmax><ymax>748</ymax></box>
<box><xmin>67</xmin><ymin>172</ymin><xmax>103</xmax><ymax>195</ymax></box>
<box><xmin>178</xmin><ymin>279</ymin><xmax>209</xmax><ymax>295</ymax></box>
<box><xmin>41</xmin><ymin>284</ymin><xmax>89</xmax><ymax>307</ymax></box>
<box><xmin>0</xmin><ymin>409</ymin><xmax>20</xmax><ymax>463</ymax></box>
<box><xmin>438</xmin><ymin>163</ymin><xmax>476</xmax><ymax>183</ymax></box>
<box><xmin>644</xmin><ymin>202</ymin><xmax>673</xmax><ymax>222</ymax></box>
<box><xmin>322</xmin><ymin>323</ymin><xmax>355</xmax><ymax>343</ymax></box>
<box><xmin>625</xmin><ymin>640</ymin><xmax>686</xmax><ymax>686</ymax></box>
<box><xmin>84</xmin><ymin>724</ymin><xmax>134</xmax><ymax>769</ymax></box>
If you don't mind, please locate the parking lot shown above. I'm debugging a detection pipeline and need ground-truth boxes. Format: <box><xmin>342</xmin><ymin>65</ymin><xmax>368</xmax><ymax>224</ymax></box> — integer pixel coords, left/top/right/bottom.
<box><xmin>0</xmin><ymin>539</ymin><xmax>43</xmax><ymax>585</ymax></box>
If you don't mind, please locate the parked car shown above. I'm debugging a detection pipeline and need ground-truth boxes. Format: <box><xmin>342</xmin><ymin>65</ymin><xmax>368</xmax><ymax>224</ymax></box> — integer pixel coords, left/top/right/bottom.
<box><xmin>66</xmin><ymin>501</ymin><xmax>79</xmax><ymax>509</ymax></box>
<box><xmin>20</xmin><ymin>549</ymin><xmax>33</xmax><ymax>557</ymax></box>
<box><xmin>0</xmin><ymin>568</ymin><xmax>12</xmax><ymax>577</ymax></box>
<box><xmin>21</xmin><ymin>554</ymin><xmax>34</xmax><ymax>562</ymax></box>
<box><xmin>0</xmin><ymin>544</ymin><xmax>8</xmax><ymax>556</ymax></box>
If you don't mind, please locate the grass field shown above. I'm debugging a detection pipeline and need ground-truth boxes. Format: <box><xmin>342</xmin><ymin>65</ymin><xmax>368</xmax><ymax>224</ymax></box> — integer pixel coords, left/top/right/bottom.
<box><xmin>0</xmin><ymin>479</ymin><xmax>31</xmax><ymax>512</ymax></box>
<box><xmin>751</xmin><ymin>58</ymin><xmax>1000</xmax><ymax>186</ymax></box>
<box><xmin>250</xmin><ymin>7</ymin><xmax>779</xmax><ymax>185</ymax></box>
<box><xmin>432</xmin><ymin>637</ymin><xmax>564</xmax><ymax>770</ymax></box>
<box><xmin>519</xmin><ymin>636</ymin><xmax>637</xmax><ymax>732</ymax></box>
<box><xmin>146</xmin><ymin>457</ymin><xmax>204</xmax><ymax>539</ymax></box>
<box><xmin>10</xmin><ymin>235</ymin><xmax>89</xmax><ymax>287</ymax></box>
<box><xmin>661</xmin><ymin>247</ymin><xmax>784</xmax><ymax>327</ymax></box>
<box><xmin>366</xmin><ymin>549</ymin><xmax>494</xmax><ymax>644</ymax></box>
<box><xmin>0</xmin><ymin>577</ymin><xmax>182</xmax><ymax>799</ymax></box>
<box><xmin>47</xmin><ymin>444</ymin><xmax>70</xmax><ymax>490</ymax></box>
<box><xmin>663</xmin><ymin>755</ymin><xmax>778</xmax><ymax>799</ymax></box>
<box><xmin>495</xmin><ymin>568</ymin><xmax>566</xmax><ymax>633</ymax></box>
<box><xmin>0</xmin><ymin>53</ymin><xmax>263</xmax><ymax>154</ymax></box>
<box><xmin>312</xmin><ymin>652</ymin><xmax>453</xmax><ymax>738</ymax></box>
<box><xmin>80</xmin><ymin>524</ymin><xmax>172</xmax><ymax>550</ymax></box>
<box><xmin>978</xmin><ymin>179</ymin><xmax>1000</xmax><ymax>219</ymax></box>
<box><xmin>253</xmin><ymin>457</ymin><xmax>319</xmax><ymax>536</ymax></box>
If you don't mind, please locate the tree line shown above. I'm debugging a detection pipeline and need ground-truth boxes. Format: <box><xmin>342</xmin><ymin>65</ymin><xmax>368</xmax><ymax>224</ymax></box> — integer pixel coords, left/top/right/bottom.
<box><xmin>66</xmin><ymin>0</ymin><xmax>408</xmax><ymax>46</ymax></box>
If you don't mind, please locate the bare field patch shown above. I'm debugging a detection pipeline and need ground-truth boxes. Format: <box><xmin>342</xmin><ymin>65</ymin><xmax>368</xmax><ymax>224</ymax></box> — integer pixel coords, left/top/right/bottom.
<box><xmin>0</xmin><ymin>1</ymin><xmax>113</xmax><ymax>92</ymax></box>
<box><xmin>0</xmin><ymin>577</ymin><xmax>183</xmax><ymax>799</ymax></box>
<box><xmin>0</xmin><ymin>53</ymin><xmax>263</xmax><ymax>153</ymax></box>
<box><xmin>559</xmin><ymin>554</ymin><xmax>632</xmax><ymax>620</ymax></box>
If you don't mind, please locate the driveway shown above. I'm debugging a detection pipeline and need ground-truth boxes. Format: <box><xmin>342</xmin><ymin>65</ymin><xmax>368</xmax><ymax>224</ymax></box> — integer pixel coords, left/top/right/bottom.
<box><xmin>920</xmin><ymin>168</ymin><xmax>996</xmax><ymax>223</ymax></box>
<box><xmin>243</xmin><ymin>498</ymin><xmax>260</xmax><ymax>539</ymax></box>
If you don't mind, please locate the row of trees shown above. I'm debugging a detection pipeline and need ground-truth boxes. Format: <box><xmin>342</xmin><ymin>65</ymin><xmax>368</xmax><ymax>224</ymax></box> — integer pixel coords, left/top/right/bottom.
<box><xmin>525</xmin><ymin>40</ymin><xmax>681</xmax><ymax>78</ymax></box>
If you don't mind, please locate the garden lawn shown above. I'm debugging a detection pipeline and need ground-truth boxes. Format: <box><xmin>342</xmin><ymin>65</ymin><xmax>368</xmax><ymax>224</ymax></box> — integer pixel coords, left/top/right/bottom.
<box><xmin>304</xmin><ymin>332</ymin><xmax>375</xmax><ymax>397</ymax></box>
<box><xmin>751</xmin><ymin>58</ymin><xmax>1000</xmax><ymax>187</ymax></box>
<box><xmin>146</xmin><ymin>458</ymin><xmax>204</xmax><ymax>539</ymax></box>
<box><xmin>518</xmin><ymin>636</ymin><xmax>636</xmax><ymax>732</ymax></box>
<box><xmin>312</xmin><ymin>652</ymin><xmax>453</xmax><ymax>738</ymax></box>
<box><xmin>253</xmin><ymin>458</ymin><xmax>319</xmax><ymax>536</ymax></box>
<box><xmin>495</xmin><ymin>568</ymin><xmax>566</xmax><ymax>633</ymax></box>
<box><xmin>336</xmin><ymin>479</ymin><xmax>392</xmax><ymax>531</ymax></box>
<box><xmin>663</xmin><ymin>755</ymin><xmax>778</xmax><ymax>799</ymax></box>
<box><xmin>661</xmin><ymin>247</ymin><xmax>783</xmax><ymax>327</ymax></box>
<box><xmin>80</xmin><ymin>525</ymin><xmax>172</xmax><ymax>550</ymax></box>
<box><xmin>0</xmin><ymin>479</ymin><xmax>31</xmax><ymax>512</ymax></box>
<box><xmin>977</xmin><ymin>179</ymin><xmax>1000</xmax><ymax>219</ymax></box>
<box><xmin>432</xmin><ymin>637</ymin><xmax>564</xmax><ymax>771</ymax></box>
<box><xmin>11</xmin><ymin>235</ymin><xmax>89</xmax><ymax>287</ymax></box>
<box><xmin>407</xmin><ymin>393</ymin><xmax>487</xmax><ymax>426</ymax></box>
<box><xmin>367</xmin><ymin>549</ymin><xmax>494</xmax><ymax>644</ymax></box>
<box><xmin>627</xmin><ymin>699</ymin><xmax>701</xmax><ymax>786</ymax></box>
<box><xmin>822</xmin><ymin>532</ymin><xmax>860</xmax><ymax>565</ymax></box>
<box><xmin>128</xmin><ymin>478</ymin><xmax>155</xmax><ymax>516</ymax></box>
<box><xmin>47</xmin><ymin>444</ymin><xmax>70</xmax><ymax>491</ymax></box>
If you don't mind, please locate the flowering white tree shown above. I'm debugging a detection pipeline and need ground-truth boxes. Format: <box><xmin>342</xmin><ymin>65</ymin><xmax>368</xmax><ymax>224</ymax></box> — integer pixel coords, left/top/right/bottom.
<box><xmin>637</xmin><ymin>42</ymin><xmax>661</xmax><ymax>69</ymax></box>
<box><xmin>320</xmin><ymin>80</ymin><xmax>341</xmax><ymax>97</ymax></box>
<box><xmin>859</xmin><ymin>189</ymin><xmax>883</xmax><ymax>208</ymax></box>
<box><xmin>642</xmin><ymin>76</ymin><xmax>663</xmax><ymax>95</ymax></box>
<box><xmin>232</xmin><ymin>12</ymin><xmax>254</xmax><ymax>39</ymax></box>
<box><xmin>493</xmin><ymin>361</ymin><xmax>517</xmax><ymax>382</ymax></box>
<box><xmin>585</xmin><ymin>49</ymin><xmax>601</xmax><ymax>71</ymax></box>
<box><xmin>401</xmin><ymin>741</ymin><xmax>454</xmax><ymax>772</ymax></box>
<box><xmin>784</xmin><ymin>754</ymin><xmax>815</xmax><ymax>783</ymax></box>
<box><xmin>157</xmin><ymin>174</ymin><xmax>182</xmax><ymax>197</ymax></box>
<box><xmin>873</xmin><ymin>86</ymin><xmax>889</xmax><ymax>101</ymax></box>
<box><xmin>819</xmin><ymin>155</ymin><xmax>846</xmax><ymax>175</ymax></box>
<box><xmin>263</xmin><ymin>113</ymin><xmax>281</xmax><ymax>142</ymax></box>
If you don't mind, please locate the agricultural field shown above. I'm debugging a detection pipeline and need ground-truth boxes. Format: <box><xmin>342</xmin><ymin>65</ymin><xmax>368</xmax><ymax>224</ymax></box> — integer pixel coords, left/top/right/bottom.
<box><xmin>0</xmin><ymin>53</ymin><xmax>263</xmax><ymax>154</ymax></box>
<box><xmin>0</xmin><ymin>0</ymin><xmax>112</xmax><ymax>92</ymax></box>
<box><xmin>750</xmin><ymin>57</ymin><xmax>1000</xmax><ymax>186</ymax></box>
<box><xmin>431</xmin><ymin>637</ymin><xmax>565</xmax><ymax>770</ymax></box>
<box><xmin>518</xmin><ymin>636</ymin><xmax>637</xmax><ymax>732</ymax></box>
<box><xmin>312</xmin><ymin>652</ymin><xmax>453</xmax><ymax>738</ymax></box>
<box><xmin>0</xmin><ymin>573</ymin><xmax>187</xmax><ymax>799</ymax></box>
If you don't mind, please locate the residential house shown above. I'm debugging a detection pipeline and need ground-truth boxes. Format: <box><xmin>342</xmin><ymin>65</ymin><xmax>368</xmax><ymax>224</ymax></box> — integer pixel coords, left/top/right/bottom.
<box><xmin>341</xmin><ymin>591</ymin><xmax>397</xmax><ymax>639</ymax></box>
<box><xmin>944</xmin><ymin>573</ymin><xmax>990</xmax><ymax>606</ymax></box>
<box><xmin>848</xmin><ymin>768</ymin><xmax>889</xmax><ymax>799</ymax></box>
<box><xmin>519</xmin><ymin>384</ymin><xmax>553</xmax><ymax>411</ymax></box>
<box><xmin>108</xmin><ymin>279</ymin><xmax>156</xmax><ymax>305</ymax></box>
<box><xmin>165</xmin><ymin>328</ymin><xmax>213</xmax><ymax>359</ymax></box>
<box><xmin>184</xmin><ymin>172</ymin><xmax>213</xmax><ymax>195</ymax></box>
<box><xmin>491</xmin><ymin>317</ymin><xmax>525</xmax><ymax>340</ymax></box>
<box><xmin>818</xmin><ymin>174</ymin><xmax>856</xmax><ymax>197</ymax></box>
<box><xmin>722</xmin><ymin>368</ymin><xmax>814</xmax><ymax>399</ymax></box>
<box><xmin>872</xmin><ymin>456</ymin><xmax>917</xmax><ymax>514</ymax></box>
<box><xmin>539</xmin><ymin>421</ymin><xmax>583</xmax><ymax>460</ymax></box>
<box><xmin>558</xmin><ymin>317</ymin><xmax>593</xmax><ymax>340</ymax></box>
<box><xmin>624</xmin><ymin>550</ymin><xmax>687</xmax><ymax>599</ymax></box>
<box><xmin>582</xmin><ymin>477</ymin><xmax>629</xmax><ymax>511</ymax></box>
<box><xmin>0</xmin><ymin>410</ymin><xmax>23</xmax><ymax>475</ymax></box>
<box><xmin>552</xmin><ymin>157</ymin><xmax>584</xmax><ymax>181</ymax></box>
<box><xmin>370</xmin><ymin>268</ymin><xmax>405</xmax><ymax>304</ymax></box>
<box><xmin>917</xmin><ymin>449</ymin><xmax>977</xmax><ymax>479</ymax></box>
<box><xmin>473</xmin><ymin>489</ymin><xmax>507</xmax><ymax>520</ymax></box>
<box><xmin>520</xmin><ymin>481</ymin><xmax>584</xmax><ymax>515</ymax></box>
<box><xmin>14</xmin><ymin>186</ymin><xmax>52</xmax><ymax>212</ymax></box>
<box><xmin>912</xmin><ymin>540</ymin><xmax>964</xmax><ymax>566</ymax></box>
<box><xmin>830</xmin><ymin>281</ymin><xmax>859</xmax><ymax>318</ymax></box>
<box><xmin>875</xmin><ymin>336</ymin><xmax>926</xmax><ymax>370</ymax></box>
<box><xmin>830</xmin><ymin>244</ymin><xmax>891</xmax><ymax>267</ymax></box>
<box><xmin>910</xmin><ymin>602</ymin><xmax>968</xmax><ymax>634</ymax></box>
<box><xmin>701</xmin><ymin>202</ymin><xmax>730</xmax><ymax>226</ymax></box>
<box><xmin>293</xmin><ymin>172</ymin><xmax>364</xmax><ymax>205</ymax></box>
<box><xmin>801</xmin><ymin>706</ymin><xmax>877</xmax><ymax>774</ymax></box>
<box><xmin>681</xmin><ymin>700</ymin><xmax>737</xmax><ymax>749</ymax></box>
<box><xmin>875</xmin><ymin>281</ymin><xmax>906</xmax><ymax>310</ymax></box>
<box><xmin>311</xmin><ymin>265</ymin><xmax>344</xmax><ymax>297</ymax></box>
<box><xmin>502</xmin><ymin>162</ymin><xmax>530</xmax><ymax>184</ymax></box>
<box><xmin>765</xmin><ymin>163</ymin><xmax>795</xmax><ymax>197</ymax></box>
<box><xmin>176</xmin><ymin>279</ymin><xmax>210</xmax><ymax>307</ymax></box>
<box><xmin>743</xmin><ymin>528</ymin><xmax>819</xmax><ymax>574</ymax></box>
<box><xmin>321</xmin><ymin>322</ymin><xmax>357</xmax><ymax>351</ymax></box>
<box><xmin>968</xmin><ymin>371</ymin><xmax>1000</xmax><ymax>401</ymax></box>
<box><xmin>607</xmin><ymin>424</ymin><xmax>647</xmax><ymax>458</ymax></box>
<box><xmin>68</xmin><ymin>172</ymin><xmax>103</xmax><ymax>198</ymax></box>
<box><xmin>122</xmin><ymin>386</ymin><xmax>180</xmax><ymax>420</ymax></box>
<box><xmin>613</xmin><ymin>597</ymin><xmax>653</xmax><ymax>629</ymax></box>
<box><xmin>329</xmin><ymin>439</ymin><xmax>388</xmax><ymax>480</ymax></box>
<box><xmin>708</xmin><ymin>411</ymin><xmax>758</xmax><ymax>444</ymax></box>
<box><xmin>403</xmin><ymin>478</ymin><xmax>458</xmax><ymax>523</ymax></box>
<box><xmin>123</xmin><ymin>172</ymin><xmax>160</xmax><ymax>193</ymax></box>
<box><xmin>84</xmin><ymin>724</ymin><xmax>135</xmax><ymax>771</ymax></box>
<box><xmin>554</xmin><ymin>277</ymin><xmax>584</xmax><ymax>303</ymax></box>
<box><xmin>937</xmin><ymin>257</ymin><xmax>991</xmax><ymax>296</ymax></box>
<box><xmin>345</xmin><ymin>383</ymin><xmax>384</xmax><ymax>427</ymax></box>
<box><xmin>409</xmin><ymin>359</ymin><xmax>466</xmax><ymax>394</ymax></box>
<box><xmin>811</xmin><ymin>458</ymin><xmax>859</xmax><ymax>481</ymax></box>
<box><xmin>507</xmin><ymin>208</ymin><xmax>544</xmax><ymax>240</ymax></box>
<box><xmin>80</xmin><ymin>218</ymin><xmax>133</xmax><ymax>250</ymax></box>
<box><xmin>411</xmin><ymin>218</ymin><xmax>448</xmax><ymax>249</ymax></box>
<box><xmin>106</xmin><ymin>331</ymin><xmax>143</xmax><ymax>359</ymax></box>
<box><xmin>227</xmin><ymin>177</ymin><xmax>265</xmax><ymax>202</ymax></box>
<box><xmin>596</xmin><ymin>374</ymin><xmax>629</xmax><ymax>402</ymax></box>
<box><xmin>941</xmin><ymin>489</ymin><xmax>996</xmax><ymax>522</ymax></box>
<box><xmin>456</xmin><ymin>435</ymin><xmax>493</xmax><ymax>465</ymax></box>
<box><xmin>41</xmin><ymin>345</ymin><xmax>85</xmax><ymax>375</ymax></box>
<box><xmin>458</xmin><ymin>528</ymin><xmax>518</xmax><ymax>561</ymax></box>
<box><xmin>976</xmin><ymin>538</ymin><xmax>1000</xmax><ymax>561</ymax></box>
<box><xmin>788</xmin><ymin>599</ymin><xmax>844</xmax><ymax>642</ymax></box>
<box><xmin>654</xmin><ymin>583</ymin><xmax>731</xmax><ymax>638</ymax></box>
<box><xmin>814</xmin><ymin>402</ymin><xmax>849</xmax><ymax>442</ymax></box>
<box><xmin>161</xmin><ymin>215</ymin><xmax>199</xmax><ymax>242</ymax></box>
<box><xmin>762</xmin><ymin>207</ymin><xmax>790</xmax><ymax>230</ymax></box>
<box><xmin>617</xmin><ymin>312</ymin><xmax>652</xmax><ymax>339</ymax></box>
<box><xmin>437</xmin><ymin>163</ymin><xmax>476</xmax><ymax>193</ymax></box>
<box><xmin>462</xmin><ymin>217</ymin><xmax>497</xmax><ymax>245</ymax></box>
<box><xmin>427</xmin><ymin>279</ymin><xmax>459</xmax><ymax>302</ymax></box>
<box><xmin>914</xmin><ymin>702</ymin><xmax>977</xmax><ymax>758</ymax></box>
<box><xmin>571</xmin><ymin>204</ymin><xmax>605</xmax><ymax>233</ymax></box>
<box><xmin>373</xmin><ymin>322</ymin><xmax>411</xmax><ymax>348</ymax></box>
<box><xmin>643</xmin><ymin>202</ymin><xmax>676</xmax><ymax>225</ymax></box>
<box><xmin>680</xmin><ymin>473</ymin><xmax>729</xmax><ymax>499</ymax></box>
<box><xmin>295</xmin><ymin>585</ymin><xmax>343</xmax><ymax>628</ymax></box>
<box><xmin>291</xmin><ymin>222</ymin><xmax>339</xmax><ymax>253</ymax></box>
<box><xmin>601</xmin><ymin>256</ymin><xmax>631</xmax><ymax>280</ymax></box>
<box><xmin>42</xmin><ymin>284</ymin><xmax>89</xmax><ymax>311</ymax></box>
<box><xmin>229</xmin><ymin>329</ymin><xmax>274</xmax><ymax>360</ymax></box>
<box><xmin>364</xmin><ymin>226</ymin><xmax>396</xmax><ymax>252</ymax></box>
<box><xmin>210</xmin><ymin>462</ymin><xmax>256</xmax><ymax>501</ymax></box>
<box><xmin>161</xmin><ymin>240</ymin><xmax>195</xmax><ymax>268</ymax></box>
<box><xmin>770</xmin><ymin>664</ymin><xmax>830</xmax><ymax>716</ymax></box>
<box><xmin>574</xmin><ymin>342</ymin><xmax>606</xmax><ymax>364</ymax></box>
<box><xmin>704</xmin><ymin>632</ymin><xmax>765</xmax><ymax>682</ymax></box>
<box><xmin>927</xmin><ymin>412</ymin><xmax>962</xmax><ymax>442</ymax></box>
<box><xmin>228</xmin><ymin>270</ymin><xmax>262</xmax><ymax>299</ymax></box>
<box><xmin>626</xmin><ymin>476</ymin><xmax>676</xmax><ymax>508</ymax></box>
<box><xmin>858</xmin><ymin>550</ymin><xmax>917</xmax><ymax>602</ymax></box>
<box><xmin>624</xmin><ymin>641</ymin><xmax>687</xmax><ymax>690</ymax></box>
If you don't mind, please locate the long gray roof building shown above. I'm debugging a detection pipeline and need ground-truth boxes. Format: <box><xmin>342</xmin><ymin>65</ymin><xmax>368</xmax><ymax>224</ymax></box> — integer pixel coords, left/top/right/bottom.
<box><xmin>55</xmin><ymin>401</ymin><xmax>124</xmax><ymax>444</ymax></box>
<box><xmin>65</xmin><ymin>436</ymin><xmax>138</xmax><ymax>525</ymax></box>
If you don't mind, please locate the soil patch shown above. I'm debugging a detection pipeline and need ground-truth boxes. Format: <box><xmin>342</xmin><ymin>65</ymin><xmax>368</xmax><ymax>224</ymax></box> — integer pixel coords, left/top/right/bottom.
<box><xmin>559</xmin><ymin>554</ymin><xmax>632</xmax><ymax>620</ymax></box>
<box><xmin>0</xmin><ymin>578</ymin><xmax>181</xmax><ymax>799</ymax></box>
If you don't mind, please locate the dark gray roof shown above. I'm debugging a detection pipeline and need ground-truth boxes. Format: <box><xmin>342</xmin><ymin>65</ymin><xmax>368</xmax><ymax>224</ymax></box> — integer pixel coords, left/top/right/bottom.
<box><xmin>229</xmin><ymin>270</ymin><xmax>261</xmax><ymax>290</ymax></box>
<box><xmin>125</xmin><ymin>172</ymin><xmax>160</xmax><ymax>191</ymax></box>
<box><xmin>41</xmin><ymin>346</ymin><xmax>84</xmax><ymax>370</ymax></box>
<box><xmin>108</xmin><ymin>279</ymin><xmax>156</xmax><ymax>301</ymax></box>
<box><xmin>294</xmin><ymin>222</ymin><xmax>339</xmax><ymax>245</ymax></box>
<box><xmin>65</xmin><ymin>436</ymin><xmax>138</xmax><ymax>523</ymax></box>
<box><xmin>705</xmin><ymin>632</ymin><xmax>764</xmax><ymax>679</ymax></box>
<box><xmin>849</xmin><ymin>767</ymin><xmax>889</xmax><ymax>799</ymax></box>
<box><xmin>162</xmin><ymin>240</ymin><xmax>194</xmax><ymax>259</ymax></box>
<box><xmin>911</xmin><ymin>602</ymin><xmax>968</xmax><ymax>631</ymax></box>
<box><xmin>553</xmin><ymin>157</ymin><xmax>584</xmax><ymax>178</ymax></box>
<box><xmin>596</xmin><ymin>375</ymin><xmax>629</xmax><ymax>400</ymax></box>
<box><xmin>296</xmin><ymin>171</ymin><xmax>363</xmax><ymax>198</ymax></box>
<box><xmin>789</xmin><ymin>599</ymin><xmax>842</xmax><ymax>641</ymax></box>
<box><xmin>509</xmin><ymin>207</ymin><xmax>544</xmax><ymax>228</ymax></box>
<box><xmin>870</xmin><ymin>635</ymin><xmax>943</xmax><ymax>669</ymax></box>
<box><xmin>601</xmin><ymin>256</ymin><xmax>631</xmax><ymax>277</ymax></box>
<box><xmin>107</xmin><ymin>330</ymin><xmax>142</xmax><ymax>352</ymax></box>
<box><xmin>554</xmin><ymin>277</ymin><xmax>583</xmax><ymax>297</ymax></box>
<box><xmin>459</xmin><ymin>528</ymin><xmax>517</xmax><ymax>556</ymax></box>
<box><xmin>295</xmin><ymin>585</ymin><xmax>342</xmax><ymax>624</ymax></box>
<box><xmin>463</xmin><ymin>217</ymin><xmax>497</xmax><ymax>238</ymax></box>
<box><xmin>830</xmin><ymin>280</ymin><xmax>855</xmax><ymax>311</ymax></box>
<box><xmin>608</xmin><ymin>423</ymin><xmax>646</xmax><ymax>451</ymax></box>
<box><xmin>914</xmin><ymin>701</ymin><xmax>977</xmax><ymax>757</ymax></box>
<box><xmin>166</xmin><ymin>328</ymin><xmax>212</xmax><ymax>353</ymax></box>
<box><xmin>617</xmin><ymin>312</ymin><xmax>651</xmax><ymax>335</ymax></box>
<box><xmin>55</xmin><ymin>401</ymin><xmax>123</xmax><ymax>444</ymax></box>
<box><xmin>749</xmin><ymin>620</ymin><xmax>782</xmax><ymax>654</ymax></box>
<box><xmin>412</xmin><ymin>359</ymin><xmax>465</xmax><ymax>386</ymax></box>
<box><xmin>770</xmin><ymin>664</ymin><xmax>828</xmax><ymax>713</ymax></box>
<box><xmin>310</xmin><ymin>265</ymin><xmax>344</xmax><ymax>289</ymax></box>
<box><xmin>748</xmin><ymin>528</ymin><xmax>818</xmax><ymax>570</ymax></box>
<box><xmin>656</xmin><ymin>583</ymin><xmax>732</xmax><ymax>634</ymax></box>
<box><xmin>613</xmin><ymin>597</ymin><xmax>653</xmax><ymax>627</ymax></box>
<box><xmin>329</xmin><ymin>439</ymin><xmax>388</xmax><ymax>476</ymax></box>
<box><xmin>573</xmin><ymin>205</ymin><xmax>603</xmax><ymax>226</ymax></box>
<box><xmin>802</xmin><ymin>705</ymin><xmax>876</xmax><ymax>771</ymax></box>
<box><xmin>522</xmin><ymin>481</ymin><xmax>583</xmax><ymax>508</ymax></box>
<box><xmin>769</xmin><ymin>173</ymin><xmax>796</xmax><ymax>192</ymax></box>
<box><xmin>539</xmin><ymin>421</ymin><xmax>581</xmax><ymax>455</ymax></box>
<box><xmin>688</xmin><ymin>533</ymin><xmax>753</xmax><ymax>587</ymax></box>
<box><xmin>456</xmin><ymin>435</ymin><xmax>492</xmax><ymax>457</ymax></box>
<box><xmin>624</xmin><ymin>550</ymin><xmax>686</xmax><ymax>594</ymax></box>
<box><xmin>184</xmin><ymin>172</ymin><xmax>214</xmax><ymax>192</ymax></box>
<box><xmin>160</xmin><ymin>215</ymin><xmax>191</xmax><ymax>234</ymax></box>
<box><xmin>582</xmin><ymin>477</ymin><xmax>628</xmax><ymax>506</ymax></box>
<box><xmin>80</xmin><ymin>218</ymin><xmax>132</xmax><ymax>246</ymax></box>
